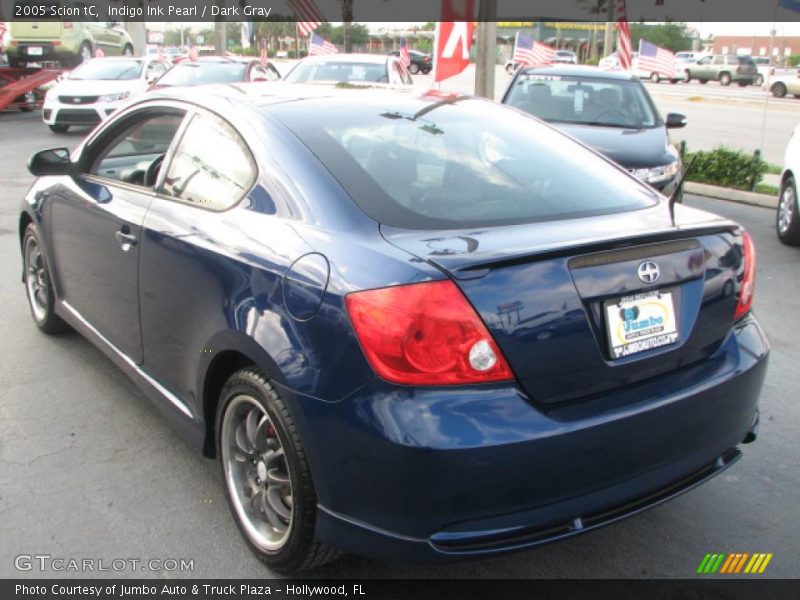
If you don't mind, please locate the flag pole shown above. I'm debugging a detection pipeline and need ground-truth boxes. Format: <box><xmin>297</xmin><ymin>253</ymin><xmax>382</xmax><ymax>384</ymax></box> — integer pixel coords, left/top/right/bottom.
<box><xmin>433</xmin><ymin>22</ymin><xmax>440</xmax><ymax>89</ymax></box>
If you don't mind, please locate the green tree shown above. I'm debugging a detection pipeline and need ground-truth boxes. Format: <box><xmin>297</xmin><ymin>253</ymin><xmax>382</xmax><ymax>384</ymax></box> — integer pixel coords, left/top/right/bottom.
<box><xmin>630</xmin><ymin>22</ymin><xmax>693</xmax><ymax>53</ymax></box>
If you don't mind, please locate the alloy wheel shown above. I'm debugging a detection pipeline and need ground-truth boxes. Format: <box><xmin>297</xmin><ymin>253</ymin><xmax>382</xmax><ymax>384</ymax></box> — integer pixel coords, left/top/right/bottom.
<box><xmin>778</xmin><ymin>183</ymin><xmax>795</xmax><ymax>235</ymax></box>
<box><xmin>24</xmin><ymin>236</ymin><xmax>49</xmax><ymax>323</ymax></box>
<box><xmin>221</xmin><ymin>395</ymin><xmax>293</xmax><ymax>552</ymax></box>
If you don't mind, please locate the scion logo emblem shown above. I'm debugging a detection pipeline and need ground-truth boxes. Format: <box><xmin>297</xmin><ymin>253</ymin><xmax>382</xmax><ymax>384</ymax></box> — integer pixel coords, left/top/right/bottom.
<box><xmin>638</xmin><ymin>260</ymin><xmax>660</xmax><ymax>284</ymax></box>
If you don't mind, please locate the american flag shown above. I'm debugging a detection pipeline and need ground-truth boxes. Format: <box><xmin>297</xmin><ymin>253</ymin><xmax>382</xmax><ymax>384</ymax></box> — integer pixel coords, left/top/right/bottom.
<box><xmin>638</xmin><ymin>39</ymin><xmax>676</xmax><ymax>79</ymax></box>
<box><xmin>260</xmin><ymin>45</ymin><xmax>268</xmax><ymax>65</ymax></box>
<box><xmin>399</xmin><ymin>38</ymin><xmax>411</xmax><ymax>69</ymax></box>
<box><xmin>95</xmin><ymin>48</ymin><xmax>105</xmax><ymax>58</ymax></box>
<box><xmin>286</xmin><ymin>0</ymin><xmax>324</xmax><ymax>37</ymax></box>
<box><xmin>614</xmin><ymin>0</ymin><xmax>632</xmax><ymax>70</ymax></box>
<box><xmin>188</xmin><ymin>46</ymin><xmax>199</xmax><ymax>61</ymax></box>
<box><xmin>512</xmin><ymin>33</ymin><xmax>555</xmax><ymax>67</ymax></box>
<box><xmin>309</xmin><ymin>33</ymin><xmax>337</xmax><ymax>56</ymax></box>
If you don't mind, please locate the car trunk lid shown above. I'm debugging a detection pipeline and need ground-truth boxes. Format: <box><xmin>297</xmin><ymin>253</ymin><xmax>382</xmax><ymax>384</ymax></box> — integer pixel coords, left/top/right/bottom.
<box><xmin>11</xmin><ymin>21</ymin><xmax>63</xmax><ymax>41</ymax></box>
<box><xmin>381</xmin><ymin>203</ymin><xmax>745</xmax><ymax>404</ymax></box>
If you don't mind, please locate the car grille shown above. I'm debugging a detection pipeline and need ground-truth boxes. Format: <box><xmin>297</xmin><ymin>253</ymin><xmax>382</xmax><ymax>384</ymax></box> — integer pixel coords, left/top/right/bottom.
<box><xmin>59</xmin><ymin>96</ymin><xmax>99</xmax><ymax>105</ymax></box>
<box><xmin>55</xmin><ymin>109</ymin><xmax>101</xmax><ymax>125</ymax></box>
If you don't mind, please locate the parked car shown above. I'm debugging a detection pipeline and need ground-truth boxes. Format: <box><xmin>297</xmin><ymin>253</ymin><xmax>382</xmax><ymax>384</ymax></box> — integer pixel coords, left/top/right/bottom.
<box><xmin>752</xmin><ymin>56</ymin><xmax>772</xmax><ymax>86</ymax></box>
<box><xmin>387</xmin><ymin>49</ymin><xmax>432</xmax><ymax>74</ymax></box>
<box><xmin>283</xmin><ymin>53</ymin><xmax>413</xmax><ymax>87</ymax></box>
<box><xmin>684</xmin><ymin>54</ymin><xmax>757</xmax><ymax>86</ymax></box>
<box><xmin>675</xmin><ymin>51</ymin><xmax>700</xmax><ymax>63</ymax></box>
<box><xmin>502</xmin><ymin>66</ymin><xmax>686</xmax><ymax>197</ymax></box>
<box><xmin>20</xmin><ymin>83</ymin><xmax>767</xmax><ymax>571</ymax></box>
<box><xmin>506</xmin><ymin>50</ymin><xmax>579</xmax><ymax>74</ymax></box>
<box><xmin>777</xmin><ymin>124</ymin><xmax>800</xmax><ymax>245</ymax></box>
<box><xmin>766</xmin><ymin>68</ymin><xmax>800</xmax><ymax>98</ymax></box>
<box><xmin>599</xmin><ymin>51</ymin><xmax>685</xmax><ymax>83</ymax></box>
<box><xmin>7</xmin><ymin>20</ymin><xmax>135</xmax><ymax>68</ymax></box>
<box><xmin>149</xmin><ymin>56</ymin><xmax>280</xmax><ymax>89</ymax></box>
<box><xmin>42</xmin><ymin>57</ymin><xmax>170</xmax><ymax>133</ymax></box>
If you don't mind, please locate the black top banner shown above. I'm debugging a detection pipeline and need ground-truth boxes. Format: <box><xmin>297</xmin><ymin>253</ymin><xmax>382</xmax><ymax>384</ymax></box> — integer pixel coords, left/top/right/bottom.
<box><xmin>1</xmin><ymin>0</ymin><xmax>800</xmax><ymax>23</ymax></box>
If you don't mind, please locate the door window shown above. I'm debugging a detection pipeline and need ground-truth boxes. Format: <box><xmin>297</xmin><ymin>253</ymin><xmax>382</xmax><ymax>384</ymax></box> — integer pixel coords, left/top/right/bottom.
<box><xmin>161</xmin><ymin>111</ymin><xmax>256</xmax><ymax>210</ymax></box>
<box><xmin>87</xmin><ymin>111</ymin><xmax>185</xmax><ymax>187</ymax></box>
<box><xmin>712</xmin><ymin>55</ymin><xmax>725</xmax><ymax>65</ymax></box>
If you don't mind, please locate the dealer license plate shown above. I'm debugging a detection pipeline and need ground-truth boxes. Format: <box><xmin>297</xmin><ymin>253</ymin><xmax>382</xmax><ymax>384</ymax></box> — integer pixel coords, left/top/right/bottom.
<box><xmin>605</xmin><ymin>290</ymin><xmax>679</xmax><ymax>359</ymax></box>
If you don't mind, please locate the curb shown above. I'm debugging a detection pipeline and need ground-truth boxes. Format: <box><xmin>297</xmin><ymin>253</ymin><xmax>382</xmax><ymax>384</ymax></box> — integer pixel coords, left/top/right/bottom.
<box><xmin>684</xmin><ymin>182</ymin><xmax>778</xmax><ymax>209</ymax></box>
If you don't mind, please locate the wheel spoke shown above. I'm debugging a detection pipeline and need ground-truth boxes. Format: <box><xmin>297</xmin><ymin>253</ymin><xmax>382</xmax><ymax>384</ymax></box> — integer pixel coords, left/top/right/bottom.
<box><xmin>235</xmin><ymin>420</ymin><xmax>254</xmax><ymax>454</ymax></box>
<box><xmin>266</xmin><ymin>466</ymin><xmax>289</xmax><ymax>487</ymax></box>
<box><xmin>245</xmin><ymin>407</ymin><xmax>260</xmax><ymax>448</ymax></box>
<box><xmin>266</xmin><ymin>486</ymin><xmax>291</xmax><ymax>523</ymax></box>
<box><xmin>263</xmin><ymin>447</ymin><xmax>284</xmax><ymax>466</ymax></box>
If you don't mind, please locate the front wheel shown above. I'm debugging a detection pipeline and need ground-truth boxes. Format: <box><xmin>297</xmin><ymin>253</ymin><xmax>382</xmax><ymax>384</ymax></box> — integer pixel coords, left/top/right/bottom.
<box><xmin>505</xmin><ymin>63</ymin><xmax>516</xmax><ymax>75</ymax></box>
<box><xmin>217</xmin><ymin>368</ymin><xmax>339</xmax><ymax>572</ymax></box>
<box><xmin>408</xmin><ymin>63</ymin><xmax>419</xmax><ymax>74</ymax></box>
<box><xmin>755</xmin><ymin>74</ymin><xmax>764</xmax><ymax>86</ymax></box>
<box><xmin>650</xmin><ymin>72</ymin><xmax>660</xmax><ymax>83</ymax></box>
<box><xmin>22</xmin><ymin>225</ymin><xmax>70</xmax><ymax>334</ymax></box>
<box><xmin>683</xmin><ymin>70</ymin><xmax>692</xmax><ymax>82</ymax></box>
<box><xmin>719</xmin><ymin>72</ymin><xmax>732</xmax><ymax>86</ymax></box>
<box><xmin>122</xmin><ymin>44</ymin><xmax>134</xmax><ymax>56</ymax></box>
<box><xmin>699</xmin><ymin>78</ymin><xmax>708</xmax><ymax>84</ymax></box>
<box><xmin>777</xmin><ymin>175</ymin><xmax>800</xmax><ymax>246</ymax></box>
<box><xmin>772</xmin><ymin>82</ymin><xmax>787</xmax><ymax>98</ymax></box>
<box><xmin>737</xmin><ymin>80</ymin><xmax>750</xmax><ymax>87</ymax></box>
<box><xmin>75</xmin><ymin>42</ymin><xmax>92</xmax><ymax>66</ymax></box>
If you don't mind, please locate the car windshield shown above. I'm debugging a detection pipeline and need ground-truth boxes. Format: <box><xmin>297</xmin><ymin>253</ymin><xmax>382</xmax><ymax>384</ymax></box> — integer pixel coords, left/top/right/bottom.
<box><xmin>268</xmin><ymin>95</ymin><xmax>657</xmax><ymax>230</ymax></box>
<box><xmin>285</xmin><ymin>61</ymin><xmax>389</xmax><ymax>83</ymax></box>
<box><xmin>155</xmin><ymin>62</ymin><xmax>248</xmax><ymax>86</ymax></box>
<box><xmin>504</xmin><ymin>72</ymin><xmax>659</xmax><ymax>129</ymax></box>
<box><xmin>69</xmin><ymin>59</ymin><xmax>144</xmax><ymax>81</ymax></box>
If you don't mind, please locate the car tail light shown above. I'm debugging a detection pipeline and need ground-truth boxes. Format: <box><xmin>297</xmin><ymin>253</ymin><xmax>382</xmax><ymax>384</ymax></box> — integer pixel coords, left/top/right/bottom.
<box><xmin>11</xmin><ymin>41</ymin><xmax>18</xmax><ymax>46</ymax></box>
<box><xmin>734</xmin><ymin>231</ymin><xmax>756</xmax><ymax>321</ymax></box>
<box><xmin>63</xmin><ymin>21</ymin><xmax>73</xmax><ymax>29</ymax></box>
<box><xmin>423</xmin><ymin>56</ymin><xmax>432</xmax><ymax>62</ymax></box>
<box><xmin>345</xmin><ymin>280</ymin><xmax>514</xmax><ymax>385</ymax></box>
<box><xmin>52</xmin><ymin>41</ymin><xmax>61</xmax><ymax>46</ymax></box>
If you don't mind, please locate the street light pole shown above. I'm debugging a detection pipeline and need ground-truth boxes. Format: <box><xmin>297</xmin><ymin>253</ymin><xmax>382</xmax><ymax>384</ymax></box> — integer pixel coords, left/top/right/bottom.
<box><xmin>603</xmin><ymin>0</ymin><xmax>615</xmax><ymax>59</ymax></box>
<box><xmin>474</xmin><ymin>0</ymin><xmax>497</xmax><ymax>99</ymax></box>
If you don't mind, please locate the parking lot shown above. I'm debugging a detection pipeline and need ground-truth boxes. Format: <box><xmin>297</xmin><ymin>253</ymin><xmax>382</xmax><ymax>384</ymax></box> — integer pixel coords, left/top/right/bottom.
<box><xmin>0</xmin><ymin>93</ymin><xmax>799</xmax><ymax>579</ymax></box>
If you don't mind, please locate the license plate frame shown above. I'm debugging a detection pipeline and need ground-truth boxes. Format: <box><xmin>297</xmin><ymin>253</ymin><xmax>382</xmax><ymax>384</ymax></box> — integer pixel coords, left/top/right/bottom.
<box><xmin>604</xmin><ymin>289</ymin><xmax>679</xmax><ymax>359</ymax></box>
<box><xmin>26</xmin><ymin>46</ymin><xmax>43</xmax><ymax>56</ymax></box>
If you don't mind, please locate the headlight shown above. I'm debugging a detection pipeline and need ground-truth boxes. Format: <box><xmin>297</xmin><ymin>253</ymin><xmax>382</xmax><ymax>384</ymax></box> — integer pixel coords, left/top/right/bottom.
<box><xmin>98</xmin><ymin>91</ymin><xmax>130</xmax><ymax>103</ymax></box>
<box><xmin>632</xmin><ymin>161</ymin><xmax>681</xmax><ymax>184</ymax></box>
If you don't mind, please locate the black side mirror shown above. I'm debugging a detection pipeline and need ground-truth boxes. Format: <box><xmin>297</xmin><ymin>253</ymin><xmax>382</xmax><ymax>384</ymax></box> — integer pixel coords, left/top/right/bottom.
<box><xmin>28</xmin><ymin>148</ymin><xmax>73</xmax><ymax>177</ymax></box>
<box><xmin>666</xmin><ymin>113</ymin><xmax>688</xmax><ymax>129</ymax></box>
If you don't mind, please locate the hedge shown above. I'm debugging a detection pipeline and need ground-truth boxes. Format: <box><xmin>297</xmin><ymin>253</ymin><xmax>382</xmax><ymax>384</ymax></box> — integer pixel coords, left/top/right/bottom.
<box><xmin>680</xmin><ymin>145</ymin><xmax>768</xmax><ymax>191</ymax></box>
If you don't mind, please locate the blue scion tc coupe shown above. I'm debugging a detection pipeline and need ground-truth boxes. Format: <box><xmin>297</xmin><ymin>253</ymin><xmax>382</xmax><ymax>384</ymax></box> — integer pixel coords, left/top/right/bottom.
<box><xmin>19</xmin><ymin>84</ymin><xmax>768</xmax><ymax>572</ymax></box>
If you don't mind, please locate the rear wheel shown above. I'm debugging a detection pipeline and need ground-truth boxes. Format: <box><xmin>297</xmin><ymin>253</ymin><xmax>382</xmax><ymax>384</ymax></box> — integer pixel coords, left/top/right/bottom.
<box><xmin>755</xmin><ymin>74</ymin><xmax>764</xmax><ymax>86</ymax></box>
<box><xmin>699</xmin><ymin>78</ymin><xmax>708</xmax><ymax>84</ymax></box>
<box><xmin>777</xmin><ymin>175</ymin><xmax>800</xmax><ymax>246</ymax></box>
<box><xmin>719</xmin><ymin>72</ymin><xmax>732</xmax><ymax>86</ymax></box>
<box><xmin>75</xmin><ymin>42</ymin><xmax>92</xmax><ymax>66</ymax></box>
<box><xmin>650</xmin><ymin>72</ymin><xmax>660</xmax><ymax>83</ymax></box>
<box><xmin>8</xmin><ymin>56</ymin><xmax>24</xmax><ymax>68</ymax></box>
<box><xmin>772</xmin><ymin>82</ymin><xmax>787</xmax><ymax>98</ymax></box>
<box><xmin>22</xmin><ymin>225</ymin><xmax>70</xmax><ymax>334</ymax></box>
<box><xmin>217</xmin><ymin>368</ymin><xmax>339</xmax><ymax>572</ymax></box>
<box><xmin>683</xmin><ymin>69</ymin><xmax>692</xmax><ymax>82</ymax></box>
<box><xmin>122</xmin><ymin>44</ymin><xmax>134</xmax><ymax>57</ymax></box>
<box><xmin>506</xmin><ymin>63</ymin><xmax>516</xmax><ymax>75</ymax></box>
<box><xmin>49</xmin><ymin>124</ymin><xmax>69</xmax><ymax>133</ymax></box>
<box><xmin>737</xmin><ymin>80</ymin><xmax>750</xmax><ymax>87</ymax></box>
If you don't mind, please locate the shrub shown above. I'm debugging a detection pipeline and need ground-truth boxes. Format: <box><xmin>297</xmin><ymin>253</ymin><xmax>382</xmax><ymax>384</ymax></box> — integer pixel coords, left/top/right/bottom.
<box><xmin>788</xmin><ymin>54</ymin><xmax>800</xmax><ymax>67</ymax></box>
<box><xmin>680</xmin><ymin>145</ymin><xmax>768</xmax><ymax>191</ymax></box>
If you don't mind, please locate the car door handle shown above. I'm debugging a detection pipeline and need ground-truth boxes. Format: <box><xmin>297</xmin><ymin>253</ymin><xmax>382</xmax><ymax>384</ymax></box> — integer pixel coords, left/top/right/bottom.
<box><xmin>115</xmin><ymin>230</ymin><xmax>138</xmax><ymax>248</ymax></box>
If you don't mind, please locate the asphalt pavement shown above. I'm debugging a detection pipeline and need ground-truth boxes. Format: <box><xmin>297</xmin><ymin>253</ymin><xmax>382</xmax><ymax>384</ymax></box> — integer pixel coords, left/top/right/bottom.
<box><xmin>0</xmin><ymin>110</ymin><xmax>798</xmax><ymax>579</ymax></box>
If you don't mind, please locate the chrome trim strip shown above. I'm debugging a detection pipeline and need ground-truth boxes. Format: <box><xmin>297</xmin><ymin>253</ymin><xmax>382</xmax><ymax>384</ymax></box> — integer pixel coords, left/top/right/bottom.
<box><xmin>61</xmin><ymin>300</ymin><xmax>193</xmax><ymax>419</ymax></box>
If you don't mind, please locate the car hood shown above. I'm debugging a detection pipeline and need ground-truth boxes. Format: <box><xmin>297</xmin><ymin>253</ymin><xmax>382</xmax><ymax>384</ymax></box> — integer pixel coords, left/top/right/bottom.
<box><xmin>555</xmin><ymin>123</ymin><xmax>674</xmax><ymax>169</ymax></box>
<box><xmin>52</xmin><ymin>79</ymin><xmax>145</xmax><ymax>96</ymax></box>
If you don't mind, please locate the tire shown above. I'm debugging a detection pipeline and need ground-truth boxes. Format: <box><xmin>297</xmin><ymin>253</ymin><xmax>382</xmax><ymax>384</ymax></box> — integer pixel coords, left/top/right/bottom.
<box><xmin>22</xmin><ymin>224</ymin><xmax>71</xmax><ymax>334</ymax></box>
<box><xmin>755</xmin><ymin>74</ymin><xmax>764</xmax><ymax>86</ymax></box>
<box><xmin>49</xmin><ymin>124</ymin><xmax>69</xmax><ymax>133</ymax></box>
<box><xmin>421</xmin><ymin>68</ymin><xmax>432</xmax><ymax>75</ymax></box>
<box><xmin>8</xmin><ymin>56</ymin><xmax>24</xmax><ymax>68</ymax></box>
<box><xmin>217</xmin><ymin>368</ymin><xmax>340</xmax><ymax>572</ymax></box>
<box><xmin>650</xmin><ymin>72</ymin><xmax>660</xmax><ymax>83</ymax></box>
<box><xmin>772</xmin><ymin>82</ymin><xmax>787</xmax><ymax>98</ymax></box>
<box><xmin>18</xmin><ymin>90</ymin><xmax>36</xmax><ymax>111</ymax></box>
<box><xmin>699</xmin><ymin>79</ymin><xmax>708</xmax><ymax>84</ymax></box>
<box><xmin>719</xmin><ymin>72</ymin><xmax>731</xmax><ymax>86</ymax></box>
<box><xmin>737</xmin><ymin>80</ymin><xmax>749</xmax><ymax>87</ymax></box>
<box><xmin>75</xmin><ymin>42</ymin><xmax>92</xmax><ymax>66</ymax></box>
<box><xmin>683</xmin><ymin>69</ymin><xmax>691</xmax><ymax>82</ymax></box>
<box><xmin>122</xmin><ymin>44</ymin><xmax>134</xmax><ymax>57</ymax></box>
<box><xmin>777</xmin><ymin>175</ymin><xmax>800</xmax><ymax>246</ymax></box>
<box><xmin>408</xmin><ymin>63</ymin><xmax>419</xmax><ymax>74</ymax></box>
<box><xmin>506</xmin><ymin>63</ymin><xmax>516</xmax><ymax>75</ymax></box>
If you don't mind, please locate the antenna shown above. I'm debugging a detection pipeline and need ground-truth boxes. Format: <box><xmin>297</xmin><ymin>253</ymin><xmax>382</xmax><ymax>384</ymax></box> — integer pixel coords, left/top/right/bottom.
<box><xmin>669</xmin><ymin>155</ymin><xmax>697</xmax><ymax>227</ymax></box>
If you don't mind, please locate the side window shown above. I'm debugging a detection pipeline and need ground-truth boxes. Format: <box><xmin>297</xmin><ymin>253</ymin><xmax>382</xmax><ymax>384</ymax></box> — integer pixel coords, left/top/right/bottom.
<box><xmin>697</xmin><ymin>56</ymin><xmax>711</xmax><ymax>65</ymax></box>
<box><xmin>250</xmin><ymin>63</ymin><xmax>279</xmax><ymax>82</ymax></box>
<box><xmin>161</xmin><ymin>111</ymin><xmax>256</xmax><ymax>210</ymax></box>
<box><xmin>712</xmin><ymin>55</ymin><xmax>725</xmax><ymax>65</ymax></box>
<box><xmin>146</xmin><ymin>61</ymin><xmax>167</xmax><ymax>81</ymax></box>
<box><xmin>88</xmin><ymin>111</ymin><xmax>185</xmax><ymax>187</ymax></box>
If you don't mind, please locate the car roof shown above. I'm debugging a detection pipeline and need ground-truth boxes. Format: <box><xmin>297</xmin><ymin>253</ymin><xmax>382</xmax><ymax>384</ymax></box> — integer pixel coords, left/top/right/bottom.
<box><xmin>298</xmin><ymin>53</ymin><xmax>390</xmax><ymax>64</ymax></box>
<box><xmin>518</xmin><ymin>65</ymin><xmax>638</xmax><ymax>81</ymax></box>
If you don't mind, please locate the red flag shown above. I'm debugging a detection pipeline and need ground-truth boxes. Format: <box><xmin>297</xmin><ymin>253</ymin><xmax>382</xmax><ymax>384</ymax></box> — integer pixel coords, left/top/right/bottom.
<box><xmin>614</xmin><ymin>0</ymin><xmax>632</xmax><ymax>71</ymax></box>
<box><xmin>286</xmin><ymin>0</ymin><xmax>324</xmax><ymax>37</ymax></box>
<box><xmin>0</xmin><ymin>20</ymin><xmax>7</xmax><ymax>54</ymax></box>
<box><xmin>95</xmin><ymin>48</ymin><xmax>105</xmax><ymax>58</ymax></box>
<box><xmin>188</xmin><ymin>46</ymin><xmax>199</xmax><ymax>61</ymax></box>
<box><xmin>260</xmin><ymin>46</ymin><xmax>268</xmax><ymax>65</ymax></box>
<box><xmin>399</xmin><ymin>39</ymin><xmax>411</xmax><ymax>69</ymax></box>
<box><xmin>433</xmin><ymin>22</ymin><xmax>474</xmax><ymax>83</ymax></box>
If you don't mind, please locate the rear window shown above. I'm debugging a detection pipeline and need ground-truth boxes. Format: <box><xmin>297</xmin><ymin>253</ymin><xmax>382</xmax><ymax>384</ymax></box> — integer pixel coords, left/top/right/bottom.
<box><xmin>268</xmin><ymin>96</ymin><xmax>658</xmax><ymax>230</ymax></box>
<box><xmin>155</xmin><ymin>62</ymin><xmax>247</xmax><ymax>86</ymax></box>
<box><xmin>285</xmin><ymin>61</ymin><xmax>389</xmax><ymax>83</ymax></box>
<box><xmin>737</xmin><ymin>56</ymin><xmax>755</xmax><ymax>65</ymax></box>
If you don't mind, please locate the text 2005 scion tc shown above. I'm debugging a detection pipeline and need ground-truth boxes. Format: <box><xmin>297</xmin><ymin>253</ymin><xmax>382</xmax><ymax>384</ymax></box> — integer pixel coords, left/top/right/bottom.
<box><xmin>19</xmin><ymin>84</ymin><xmax>768</xmax><ymax>572</ymax></box>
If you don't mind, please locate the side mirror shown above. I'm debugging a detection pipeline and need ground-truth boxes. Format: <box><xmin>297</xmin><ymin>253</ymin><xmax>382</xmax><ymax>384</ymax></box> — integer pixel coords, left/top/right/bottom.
<box><xmin>665</xmin><ymin>113</ymin><xmax>687</xmax><ymax>129</ymax></box>
<box><xmin>28</xmin><ymin>148</ymin><xmax>73</xmax><ymax>177</ymax></box>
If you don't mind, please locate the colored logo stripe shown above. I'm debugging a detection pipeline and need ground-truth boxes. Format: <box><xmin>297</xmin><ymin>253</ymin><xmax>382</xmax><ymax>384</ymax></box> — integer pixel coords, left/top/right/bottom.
<box><xmin>697</xmin><ymin>553</ymin><xmax>773</xmax><ymax>574</ymax></box>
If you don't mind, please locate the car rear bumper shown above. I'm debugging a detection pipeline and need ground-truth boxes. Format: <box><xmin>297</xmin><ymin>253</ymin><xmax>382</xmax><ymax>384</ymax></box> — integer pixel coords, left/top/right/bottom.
<box><xmin>283</xmin><ymin>315</ymin><xmax>768</xmax><ymax>563</ymax></box>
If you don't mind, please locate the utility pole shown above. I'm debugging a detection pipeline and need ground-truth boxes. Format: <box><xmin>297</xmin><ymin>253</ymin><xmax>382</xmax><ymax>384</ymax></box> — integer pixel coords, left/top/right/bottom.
<box><xmin>214</xmin><ymin>0</ymin><xmax>226</xmax><ymax>55</ymax></box>
<box><xmin>122</xmin><ymin>1</ymin><xmax>147</xmax><ymax>54</ymax></box>
<box><xmin>474</xmin><ymin>0</ymin><xmax>496</xmax><ymax>99</ymax></box>
<box><xmin>603</xmin><ymin>0</ymin><xmax>615</xmax><ymax>58</ymax></box>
